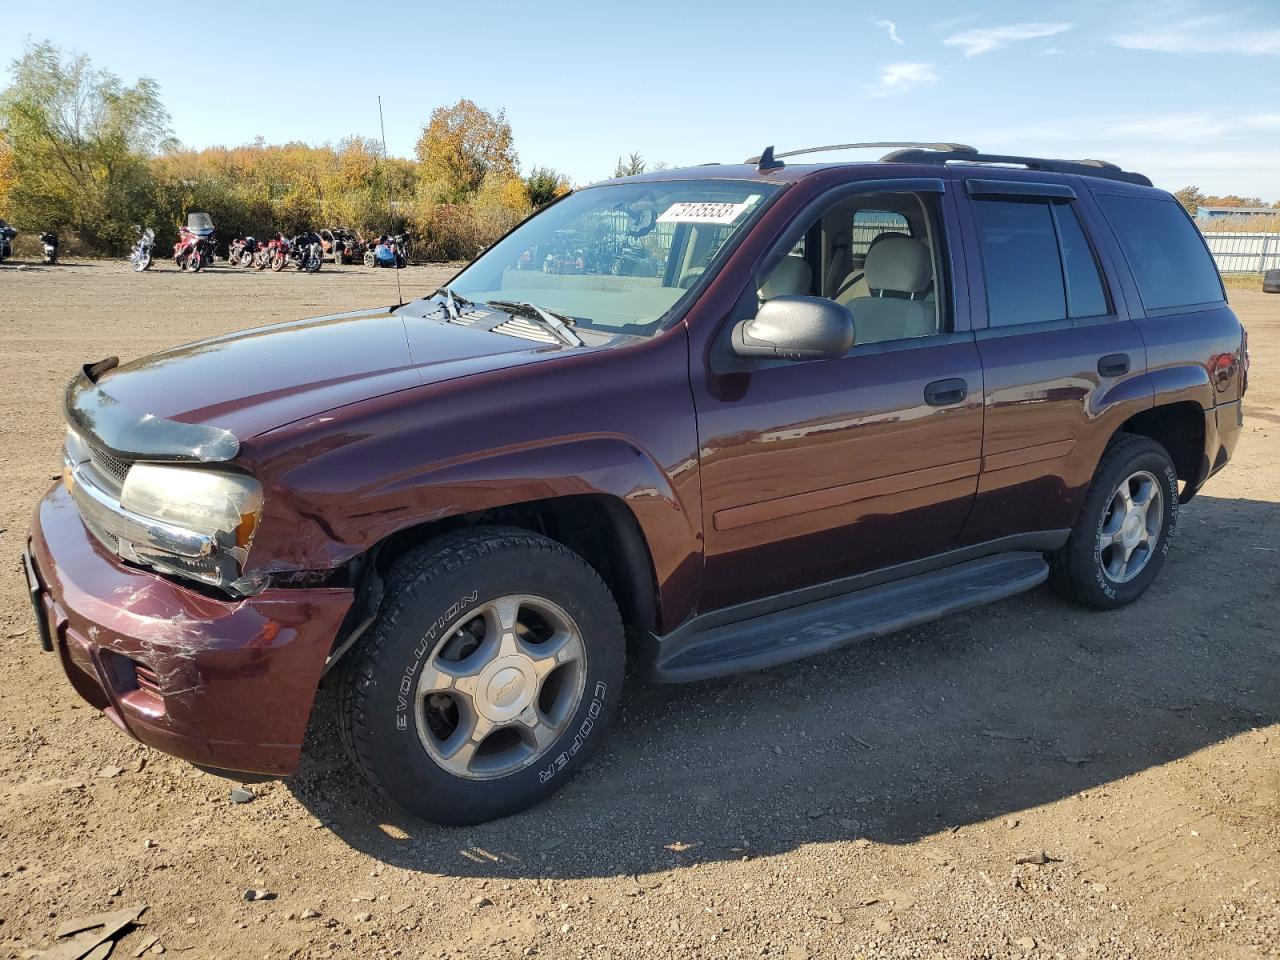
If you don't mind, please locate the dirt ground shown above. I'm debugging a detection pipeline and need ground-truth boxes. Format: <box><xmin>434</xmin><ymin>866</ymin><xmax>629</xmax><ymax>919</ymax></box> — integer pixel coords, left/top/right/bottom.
<box><xmin>0</xmin><ymin>258</ymin><xmax>1277</xmax><ymax>960</ymax></box>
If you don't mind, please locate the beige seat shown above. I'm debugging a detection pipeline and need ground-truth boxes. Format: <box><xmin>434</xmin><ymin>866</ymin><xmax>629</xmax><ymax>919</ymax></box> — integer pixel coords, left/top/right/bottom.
<box><xmin>834</xmin><ymin>233</ymin><xmax>894</xmax><ymax>305</ymax></box>
<box><xmin>847</xmin><ymin>235</ymin><xmax>937</xmax><ymax>344</ymax></box>
<box><xmin>758</xmin><ymin>254</ymin><xmax>813</xmax><ymax>302</ymax></box>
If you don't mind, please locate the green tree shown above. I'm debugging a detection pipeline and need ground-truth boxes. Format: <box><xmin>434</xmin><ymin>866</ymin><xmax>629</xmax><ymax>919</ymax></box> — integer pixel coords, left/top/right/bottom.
<box><xmin>0</xmin><ymin>41</ymin><xmax>174</xmax><ymax>251</ymax></box>
<box><xmin>414</xmin><ymin>99</ymin><xmax>517</xmax><ymax>203</ymax></box>
<box><xmin>524</xmin><ymin>165</ymin><xmax>570</xmax><ymax>207</ymax></box>
<box><xmin>613</xmin><ymin>151</ymin><xmax>645</xmax><ymax>178</ymax></box>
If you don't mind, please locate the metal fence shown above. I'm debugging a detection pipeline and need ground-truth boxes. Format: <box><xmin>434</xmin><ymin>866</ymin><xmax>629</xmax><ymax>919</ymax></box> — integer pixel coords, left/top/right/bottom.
<box><xmin>1201</xmin><ymin>232</ymin><xmax>1280</xmax><ymax>274</ymax></box>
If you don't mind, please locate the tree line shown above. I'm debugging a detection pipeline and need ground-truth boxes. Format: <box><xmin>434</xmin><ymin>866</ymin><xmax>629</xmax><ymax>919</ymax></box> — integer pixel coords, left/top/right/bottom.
<box><xmin>0</xmin><ymin>42</ymin><xmax>587</xmax><ymax>260</ymax></box>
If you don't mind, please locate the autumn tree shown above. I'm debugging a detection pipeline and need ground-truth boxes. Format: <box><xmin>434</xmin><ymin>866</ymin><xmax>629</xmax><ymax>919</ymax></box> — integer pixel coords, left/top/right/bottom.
<box><xmin>0</xmin><ymin>41</ymin><xmax>174</xmax><ymax>251</ymax></box>
<box><xmin>1174</xmin><ymin>186</ymin><xmax>1204</xmax><ymax>215</ymax></box>
<box><xmin>415</xmin><ymin>99</ymin><xmax>517</xmax><ymax>203</ymax></box>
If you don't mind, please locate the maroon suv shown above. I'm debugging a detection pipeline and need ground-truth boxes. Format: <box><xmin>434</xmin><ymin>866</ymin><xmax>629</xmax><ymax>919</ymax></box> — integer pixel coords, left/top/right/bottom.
<box><xmin>24</xmin><ymin>143</ymin><xmax>1247</xmax><ymax>824</ymax></box>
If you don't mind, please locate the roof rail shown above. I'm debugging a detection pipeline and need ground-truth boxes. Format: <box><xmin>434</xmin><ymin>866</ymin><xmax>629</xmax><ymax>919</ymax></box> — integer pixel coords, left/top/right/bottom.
<box><xmin>881</xmin><ymin>147</ymin><xmax>1152</xmax><ymax>187</ymax></box>
<box><xmin>746</xmin><ymin>142</ymin><xmax>976</xmax><ymax>165</ymax></box>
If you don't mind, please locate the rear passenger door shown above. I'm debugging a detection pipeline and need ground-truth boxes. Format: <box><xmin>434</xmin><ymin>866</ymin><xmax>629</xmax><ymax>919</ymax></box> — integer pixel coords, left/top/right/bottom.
<box><xmin>955</xmin><ymin>175</ymin><xmax>1150</xmax><ymax>545</ymax></box>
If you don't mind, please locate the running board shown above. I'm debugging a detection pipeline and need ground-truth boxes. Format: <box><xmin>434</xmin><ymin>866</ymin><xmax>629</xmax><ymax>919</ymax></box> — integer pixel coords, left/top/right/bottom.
<box><xmin>652</xmin><ymin>552</ymin><xmax>1048</xmax><ymax>683</ymax></box>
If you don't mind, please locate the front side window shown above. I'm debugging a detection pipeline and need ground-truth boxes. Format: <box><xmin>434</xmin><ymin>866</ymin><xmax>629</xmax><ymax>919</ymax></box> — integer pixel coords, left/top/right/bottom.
<box><xmin>755</xmin><ymin>190</ymin><xmax>951</xmax><ymax>346</ymax></box>
<box><xmin>973</xmin><ymin>198</ymin><xmax>1109</xmax><ymax>327</ymax></box>
<box><xmin>1096</xmin><ymin>194</ymin><xmax>1224</xmax><ymax>311</ymax></box>
<box><xmin>448</xmin><ymin>180</ymin><xmax>779</xmax><ymax>336</ymax></box>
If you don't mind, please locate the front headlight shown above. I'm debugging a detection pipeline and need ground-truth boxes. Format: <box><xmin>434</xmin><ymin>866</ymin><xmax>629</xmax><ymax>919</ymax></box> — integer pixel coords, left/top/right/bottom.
<box><xmin>120</xmin><ymin>464</ymin><xmax>264</xmax><ymax>575</ymax></box>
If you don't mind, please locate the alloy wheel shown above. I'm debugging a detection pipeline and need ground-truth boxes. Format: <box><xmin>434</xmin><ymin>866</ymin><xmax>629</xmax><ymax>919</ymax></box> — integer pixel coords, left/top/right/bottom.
<box><xmin>1098</xmin><ymin>469</ymin><xmax>1163</xmax><ymax>584</ymax></box>
<box><xmin>414</xmin><ymin>595</ymin><xmax>587</xmax><ymax>780</ymax></box>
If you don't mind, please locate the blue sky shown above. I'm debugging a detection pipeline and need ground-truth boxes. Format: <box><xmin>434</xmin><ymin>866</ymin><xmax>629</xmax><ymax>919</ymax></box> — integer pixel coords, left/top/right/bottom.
<box><xmin>3</xmin><ymin>0</ymin><xmax>1279</xmax><ymax>197</ymax></box>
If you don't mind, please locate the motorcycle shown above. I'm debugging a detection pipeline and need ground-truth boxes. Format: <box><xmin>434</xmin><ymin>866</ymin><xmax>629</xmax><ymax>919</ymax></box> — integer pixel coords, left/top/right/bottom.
<box><xmin>289</xmin><ymin>232</ymin><xmax>323</xmax><ymax>272</ymax></box>
<box><xmin>0</xmin><ymin>220</ymin><xmax>16</xmax><ymax>262</ymax></box>
<box><xmin>228</xmin><ymin>236</ymin><xmax>258</xmax><ymax>267</ymax></box>
<box><xmin>174</xmin><ymin>230</ymin><xmax>209</xmax><ymax>272</ymax></box>
<box><xmin>266</xmin><ymin>234</ymin><xmax>290</xmax><ymax>272</ymax></box>
<box><xmin>40</xmin><ymin>231</ymin><xmax>59</xmax><ymax>265</ymax></box>
<box><xmin>130</xmin><ymin>227</ymin><xmax>155</xmax><ymax>271</ymax></box>
<box><xmin>174</xmin><ymin>212</ymin><xmax>217</xmax><ymax>272</ymax></box>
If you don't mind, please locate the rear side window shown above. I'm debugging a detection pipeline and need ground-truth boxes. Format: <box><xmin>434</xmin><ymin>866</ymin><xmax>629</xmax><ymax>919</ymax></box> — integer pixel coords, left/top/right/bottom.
<box><xmin>1097</xmin><ymin>194</ymin><xmax>1223</xmax><ymax>310</ymax></box>
<box><xmin>851</xmin><ymin>209</ymin><xmax>909</xmax><ymax>255</ymax></box>
<box><xmin>973</xmin><ymin>199</ymin><xmax>1110</xmax><ymax>327</ymax></box>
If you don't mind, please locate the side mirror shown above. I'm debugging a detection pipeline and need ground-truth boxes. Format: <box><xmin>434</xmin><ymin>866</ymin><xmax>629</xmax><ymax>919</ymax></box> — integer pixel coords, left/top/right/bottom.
<box><xmin>731</xmin><ymin>295</ymin><xmax>854</xmax><ymax>361</ymax></box>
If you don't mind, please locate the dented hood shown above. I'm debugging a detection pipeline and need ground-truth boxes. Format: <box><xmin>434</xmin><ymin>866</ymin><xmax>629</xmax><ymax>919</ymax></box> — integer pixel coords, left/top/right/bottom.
<box><xmin>75</xmin><ymin>306</ymin><xmax>565</xmax><ymax>456</ymax></box>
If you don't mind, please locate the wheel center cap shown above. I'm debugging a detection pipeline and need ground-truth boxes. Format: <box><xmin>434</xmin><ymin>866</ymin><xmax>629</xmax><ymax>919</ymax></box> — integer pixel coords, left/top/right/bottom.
<box><xmin>1121</xmin><ymin>512</ymin><xmax>1144</xmax><ymax>547</ymax></box>
<box><xmin>476</xmin><ymin>653</ymin><xmax>536</xmax><ymax>721</ymax></box>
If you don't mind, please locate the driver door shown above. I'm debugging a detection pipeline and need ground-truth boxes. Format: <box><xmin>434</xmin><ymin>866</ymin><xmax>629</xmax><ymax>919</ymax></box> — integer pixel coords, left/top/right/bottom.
<box><xmin>690</xmin><ymin>180</ymin><xmax>984</xmax><ymax>611</ymax></box>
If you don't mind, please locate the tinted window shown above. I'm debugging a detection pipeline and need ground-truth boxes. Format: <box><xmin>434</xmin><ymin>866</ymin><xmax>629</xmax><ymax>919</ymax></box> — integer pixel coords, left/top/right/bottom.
<box><xmin>1098</xmin><ymin>194</ymin><xmax>1223</xmax><ymax>310</ymax></box>
<box><xmin>973</xmin><ymin>199</ymin><xmax>1065</xmax><ymax>326</ymax></box>
<box><xmin>1053</xmin><ymin>204</ymin><xmax>1109</xmax><ymax>317</ymax></box>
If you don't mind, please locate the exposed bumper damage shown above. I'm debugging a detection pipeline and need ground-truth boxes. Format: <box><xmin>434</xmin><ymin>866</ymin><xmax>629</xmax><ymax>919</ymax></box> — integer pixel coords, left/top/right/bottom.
<box><xmin>27</xmin><ymin>484</ymin><xmax>353</xmax><ymax>776</ymax></box>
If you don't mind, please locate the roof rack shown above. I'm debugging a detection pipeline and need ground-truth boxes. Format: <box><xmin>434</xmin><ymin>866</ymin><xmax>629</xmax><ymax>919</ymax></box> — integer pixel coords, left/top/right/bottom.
<box><xmin>880</xmin><ymin>147</ymin><xmax>1152</xmax><ymax>187</ymax></box>
<box><xmin>746</xmin><ymin>142</ymin><xmax>976</xmax><ymax>167</ymax></box>
<box><xmin>744</xmin><ymin>142</ymin><xmax>1152</xmax><ymax>187</ymax></box>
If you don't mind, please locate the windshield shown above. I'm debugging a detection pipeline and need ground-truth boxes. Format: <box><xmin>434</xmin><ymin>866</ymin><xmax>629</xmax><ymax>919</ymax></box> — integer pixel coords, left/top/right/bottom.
<box><xmin>446</xmin><ymin>180</ymin><xmax>780</xmax><ymax>336</ymax></box>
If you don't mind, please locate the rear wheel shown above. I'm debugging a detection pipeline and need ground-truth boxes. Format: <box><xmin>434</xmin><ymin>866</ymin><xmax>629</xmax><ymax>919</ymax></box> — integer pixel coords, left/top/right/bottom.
<box><xmin>1049</xmin><ymin>434</ymin><xmax>1179</xmax><ymax>609</ymax></box>
<box><xmin>337</xmin><ymin>527</ymin><xmax>624</xmax><ymax>825</ymax></box>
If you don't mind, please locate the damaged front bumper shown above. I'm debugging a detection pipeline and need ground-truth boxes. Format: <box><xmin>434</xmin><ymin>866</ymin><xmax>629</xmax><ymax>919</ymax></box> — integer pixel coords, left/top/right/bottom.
<box><xmin>27</xmin><ymin>483</ymin><xmax>354</xmax><ymax>776</ymax></box>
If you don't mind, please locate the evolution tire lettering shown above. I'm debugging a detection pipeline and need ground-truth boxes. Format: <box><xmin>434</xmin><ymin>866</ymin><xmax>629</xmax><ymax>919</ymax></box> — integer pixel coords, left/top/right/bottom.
<box><xmin>539</xmin><ymin>682</ymin><xmax>607</xmax><ymax>784</ymax></box>
<box><xmin>393</xmin><ymin>589</ymin><xmax>479</xmax><ymax>727</ymax></box>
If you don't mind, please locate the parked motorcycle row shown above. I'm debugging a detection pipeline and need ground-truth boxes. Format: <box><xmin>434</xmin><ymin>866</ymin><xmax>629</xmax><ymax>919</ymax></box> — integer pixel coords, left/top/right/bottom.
<box><xmin>0</xmin><ymin>220</ymin><xmax>60</xmax><ymax>265</ymax></box>
<box><xmin>125</xmin><ymin>214</ymin><xmax>409</xmax><ymax>274</ymax></box>
<box><xmin>226</xmin><ymin>232</ymin><xmax>323</xmax><ymax>273</ymax></box>
<box><xmin>1</xmin><ymin>212</ymin><xmax>410</xmax><ymax>274</ymax></box>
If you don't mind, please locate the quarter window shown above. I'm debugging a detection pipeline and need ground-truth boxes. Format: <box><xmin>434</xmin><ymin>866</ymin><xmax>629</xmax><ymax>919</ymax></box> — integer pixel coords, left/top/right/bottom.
<box><xmin>973</xmin><ymin>198</ymin><xmax>1110</xmax><ymax>327</ymax></box>
<box><xmin>1097</xmin><ymin>194</ymin><xmax>1224</xmax><ymax>310</ymax></box>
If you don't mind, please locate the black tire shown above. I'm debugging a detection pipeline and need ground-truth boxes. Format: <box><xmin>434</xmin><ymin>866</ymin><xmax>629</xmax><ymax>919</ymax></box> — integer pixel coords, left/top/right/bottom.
<box><xmin>336</xmin><ymin>527</ymin><xmax>625</xmax><ymax>825</ymax></box>
<box><xmin>1263</xmin><ymin>269</ymin><xmax>1280</xmax><ymax>294</ymax></box>
<box><xmin>1049</xmin><ymin>434</ymin><xmax>1179</xmax><ymax>610</ymax></box>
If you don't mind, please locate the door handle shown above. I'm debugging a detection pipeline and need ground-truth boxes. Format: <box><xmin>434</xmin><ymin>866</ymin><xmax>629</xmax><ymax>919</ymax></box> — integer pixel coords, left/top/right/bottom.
<box><xmin>924</xmin><ymin>378</ymin><xmax>968</xmax><ymax>407</ymax></box>
<box><xmin>1097</xmin><ymin>353</ymin><xmax>1131</xmax><ymax>377</ymax></box>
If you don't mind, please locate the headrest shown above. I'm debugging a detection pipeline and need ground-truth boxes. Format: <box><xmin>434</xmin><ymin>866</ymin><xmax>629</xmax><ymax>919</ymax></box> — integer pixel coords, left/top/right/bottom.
<box><xmin>759</xmin><ymin>254</ymin><xmax>813</xmax><ymax>300</ymax></box>
<box><xmin>864</xmin><ymin>235</ymin><xmax>932</xmax><ymax>294</ymax></box>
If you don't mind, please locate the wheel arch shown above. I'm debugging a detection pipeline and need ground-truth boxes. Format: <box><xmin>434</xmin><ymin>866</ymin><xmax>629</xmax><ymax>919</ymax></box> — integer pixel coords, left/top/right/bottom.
<box><xmin>1115</xmin><ymin>400</ymin><xmax>1206</xmax><ymax>500</ymax></box>
<box><xmin>375</xmin><ymin>492</ymin><xmax>659</xmax><ymax>636</ymax></box>
<box><xmin>325</xmin><ymin>491</ymin><xmax>663</xmax><ymax>675</ymax></box>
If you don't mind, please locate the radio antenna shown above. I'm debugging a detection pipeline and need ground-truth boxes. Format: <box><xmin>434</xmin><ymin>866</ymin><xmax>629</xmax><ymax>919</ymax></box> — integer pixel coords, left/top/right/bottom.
<box><xmin>377</xmin><ymin>95</ymin><xmax>403</xmax><ymax>306</ymax></box>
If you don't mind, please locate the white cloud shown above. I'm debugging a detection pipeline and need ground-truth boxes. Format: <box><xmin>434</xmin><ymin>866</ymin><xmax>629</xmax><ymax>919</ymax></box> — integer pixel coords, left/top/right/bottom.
<box><xmin>1111</xmin><ymin>18</ymin><xmax>1280</xmax><ymax>55</ymax></box>
<box><xmin>873</xmin><ymin>18</ymin><xmax>904</xmax><ymax>45</ymax></box>
<box><xmin>943</xmin><ymin>22</ymin><xmax>1073</xmax><ymax>57</ymax></box>
<box><xmin>869</xmin><ymin>62</ymin><xmax>939</xmax><ymax>96</ymax></box>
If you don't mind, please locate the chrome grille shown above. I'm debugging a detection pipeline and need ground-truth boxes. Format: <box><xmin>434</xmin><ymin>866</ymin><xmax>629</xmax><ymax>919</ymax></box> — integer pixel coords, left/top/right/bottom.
<box><xmin>87</xmin><ymin>441</ymin><xmax>131</xmax><ymax>487</ymax></box>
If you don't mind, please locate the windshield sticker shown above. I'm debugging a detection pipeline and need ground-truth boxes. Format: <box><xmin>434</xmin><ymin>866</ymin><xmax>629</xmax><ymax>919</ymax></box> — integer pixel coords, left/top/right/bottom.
<box><xmin>658</xmin><ymin>201</ymin><xmax>754</xmax><ymax>225</ymax></box>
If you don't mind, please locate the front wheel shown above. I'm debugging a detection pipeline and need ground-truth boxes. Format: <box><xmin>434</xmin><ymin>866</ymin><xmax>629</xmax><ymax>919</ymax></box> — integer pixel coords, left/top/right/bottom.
<box><xmin>336</xmin><ymin>527</ymin><xmax>625</xmax><ymax>825</ymax></box>
<box><xmin>1049</xmin><ymin>434</ymin><xmax>1179</xmax><ymax>610</ymax></box>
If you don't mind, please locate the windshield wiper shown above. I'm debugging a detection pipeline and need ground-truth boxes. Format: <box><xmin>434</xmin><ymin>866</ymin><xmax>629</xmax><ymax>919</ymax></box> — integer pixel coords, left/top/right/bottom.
<box><xmin>433</xmin><ymin>286</ymin><xmax>473</xmax><ymax>321</ymax></box>
<box><xmin>485</xmin><ymin>299</ymin><xmax>585</xmax><ymax>348</ymax></box>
